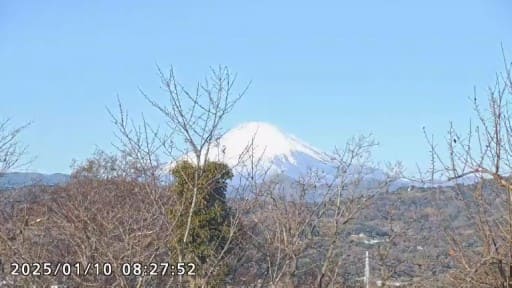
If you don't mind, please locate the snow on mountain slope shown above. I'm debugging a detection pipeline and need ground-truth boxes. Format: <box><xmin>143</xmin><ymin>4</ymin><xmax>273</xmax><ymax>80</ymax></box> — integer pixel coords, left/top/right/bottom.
<box><xmin>175</xmin><ymin>121</ymin><xmax>471</xmax><ymax>191</ymax></box>
<box><xmin>179</xmin><ymin>122</ymin><xmax>334</xmax><ymax>177</ymax></box>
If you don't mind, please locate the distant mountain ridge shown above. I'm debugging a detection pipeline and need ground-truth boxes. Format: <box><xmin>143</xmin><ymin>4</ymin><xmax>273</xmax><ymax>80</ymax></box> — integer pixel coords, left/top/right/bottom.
<box><xmin>0</xmin><ymin>172</ymin><xmax>70</xmax><ymax>189</ymax></box>
<box><xmin>1</xmin><ymin>123</ymin><xmax>480</xmax><ymax>191</ymax></box>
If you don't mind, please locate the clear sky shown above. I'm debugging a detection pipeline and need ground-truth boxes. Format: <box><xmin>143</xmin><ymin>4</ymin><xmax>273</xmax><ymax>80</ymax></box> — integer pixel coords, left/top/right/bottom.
<box><xmin>1</xmin><ymin>0</ymin><xmax>511</xmax><ymax>175</ymax></box>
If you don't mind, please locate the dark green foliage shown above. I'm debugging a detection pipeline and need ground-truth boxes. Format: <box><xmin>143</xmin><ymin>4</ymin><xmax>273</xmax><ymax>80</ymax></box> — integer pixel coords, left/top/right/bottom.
<box><xmin>169</xmin><ymin>160</ymin><xmax>234</xmax><ymax>265</ymax></box>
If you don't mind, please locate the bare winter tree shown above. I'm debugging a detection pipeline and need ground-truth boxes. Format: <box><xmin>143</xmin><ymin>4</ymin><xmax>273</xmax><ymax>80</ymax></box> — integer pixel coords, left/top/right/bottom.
<box><xmin>135</xmin><ymin>66</ymin><xmax>251</xmax><ymax>287</ymax></box>
<box><xmin>0</xmin><ymin>151</ymin><xmax>178</xmax><ymax>287</ymax></box>
<box><xmin>425</xmin><ymin>48</ymin><xmax>512</xmax><ymax>287</ymax></box>
<box><xmin>0</xmin><ymin>119</ymin><xmax>30</xmax><ymax>175</ymax></box>
<box><xmin>231</xmin><ymin>134</ymin><xmax>402</xmax><ymax>287</ymax></box>
<box><xmin>0</xmin><ymin>118</ymin><xmax>32</xmax><ymax>285</ymax></box>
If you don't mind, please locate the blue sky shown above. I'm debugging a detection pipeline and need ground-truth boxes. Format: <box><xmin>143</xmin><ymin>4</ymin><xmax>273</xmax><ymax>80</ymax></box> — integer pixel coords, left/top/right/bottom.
<box><xmin>1</xmin><ymin>0</ymin><xmax>511</xmax><ymax>175</ymax></box>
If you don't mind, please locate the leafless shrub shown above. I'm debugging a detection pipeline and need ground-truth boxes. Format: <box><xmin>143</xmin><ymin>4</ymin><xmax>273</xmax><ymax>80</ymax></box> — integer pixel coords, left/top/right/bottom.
<box><xmin>0</xmin><ymin>151</ymin><xmax>176</xmax><ymax>287</ymax></box>
<box><xmin>229</xmin><ymin>135</ymin><xmax>401</xmax><ymax>287</ymax></box>
<box><xmin>0</xmin><ymin>118</ymin><xmax>30</xmax><ymax>175</ymax></box>
<box><xmin>425</xmin><ymin>47</ymin><xmax>512</xmax><ymax>287</ymax></box>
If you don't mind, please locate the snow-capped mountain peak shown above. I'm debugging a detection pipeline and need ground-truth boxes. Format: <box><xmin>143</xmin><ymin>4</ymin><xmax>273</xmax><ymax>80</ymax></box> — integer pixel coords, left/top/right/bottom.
<box><xmin>180</xmin><ymin>121</ymin><xmax>333</xmax><ymax>176</ymax></box>
<box><xmin>172</xmin><ymin>122</ymin><xmax>462</xmax><ymax>192</ymax></box>
<box><xmin>218</xmin><ymin>121</ymin><xmax>330</xmax><ymax>163</ymax></box>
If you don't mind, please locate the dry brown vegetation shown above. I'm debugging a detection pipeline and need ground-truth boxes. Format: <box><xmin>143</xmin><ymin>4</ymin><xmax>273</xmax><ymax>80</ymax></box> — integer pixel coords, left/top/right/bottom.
<box><xmin>424</xmin><ymin>49</ymin><xmax>512</xmax><ymax>287</ymax></box>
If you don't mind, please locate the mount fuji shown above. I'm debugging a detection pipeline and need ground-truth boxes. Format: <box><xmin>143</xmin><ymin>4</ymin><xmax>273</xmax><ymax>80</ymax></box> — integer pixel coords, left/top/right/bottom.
<box><xmin>175</xmin><ymin>121</ymin><xmax>481</xmax><ymax>191</ymax></box>
<box><xmin>178</xmin><ymin>121</ymin><xmax>391</xmax><ymax>186</ymax></box>
<box><xmin>178</xmin><ymin>122</ymin><xmax>332</xmax><ymax>177</ymax></box>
